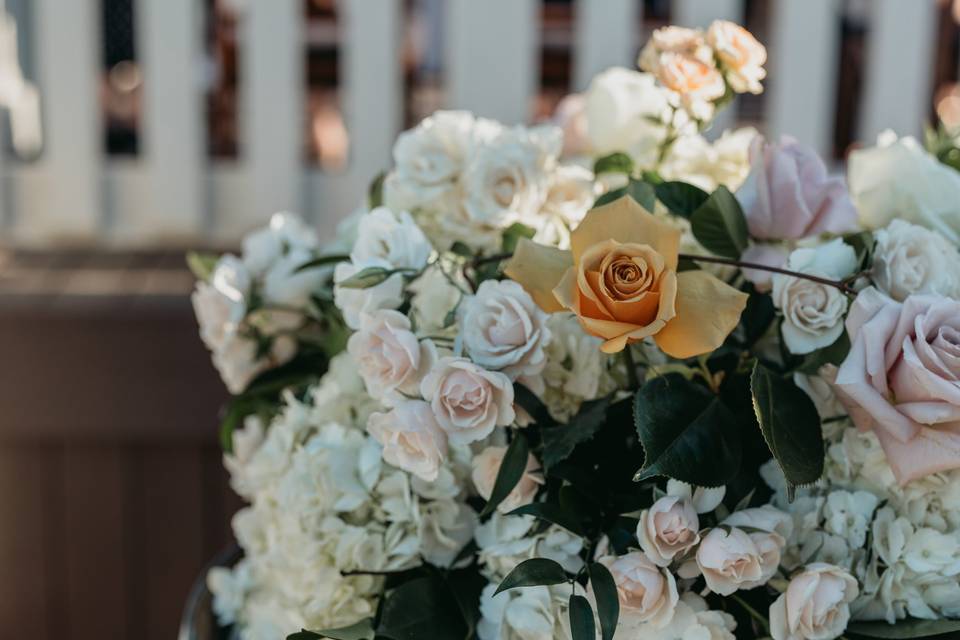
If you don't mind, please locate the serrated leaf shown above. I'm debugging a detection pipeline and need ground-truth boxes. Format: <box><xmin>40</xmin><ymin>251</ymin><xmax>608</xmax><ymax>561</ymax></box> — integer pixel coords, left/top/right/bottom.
<box><xmin>655</xmin><ymin>181</ymin><xmax>710</xmax><ymax>217</ymax></box>
<box><xmin>287</xmin><ymin>618</ymin><xmax>376</xmax><ymax>639</ymax></box>
<box><xmin>481</xmin><ymin>434</ymin><xmax>530</xmax><ymax>516</ymax></box>
<box><xmin>186</xmin><ymin>251</ymin><xmax>219</xmax><ymax>281</ymax></box>
<box><xmin>494</xmin><ymin>558</ymin><xmax>569</xmax><ymax>595</ymax></box>
<box><xmin>541</xmin><ymin>397</ymin><xmax>610</xmax><ymax>468</ymax></box>
<box><xmin>633</xmin><ymin>374</ymin><xmax>742</xmax><ymax>487</ymax></box>
<box><xmin>750</xmin><ymin>361</ymin><xmax>824</xmax><ymax>490</ymax></box>
<box><xmin>593</xmin><ymin>152</ymin><xmax>635</xmax><ymax>175</ymax></box>
<box><xmin>294</xmin><ymin>253</ymin><xmax>349</xmax><ymax>273</ymax></box>
<box><xmin>568</xmin><ymin>594</ymin><xmax>596</xmax><ymax>640</ymax></box>
<box><xmin>367</xmin><ymin>171</ymin><xmax>386</xmax><ymax>209</ymax></box>
<box><xmin>847</xmin><ymin>618</ymin><xmax>960</xmax><ymax>638</ymax></box>
<box><xmin>508</xmin><ymin>501</ymin><xmax>585</xmax><ymax>537</ymax></box>
<box><xmin>690</xmin><ymin>185</ymin><xmax>749</xmax><ymax>258</ymax></box>
<box><xmin>587</xmin><ymin>563</ymin><xmax>619</xmax><ymax>640</ymax></box>
<box><xmin>502</xmin><ymin>222</ymin><xmax>537</xmax><ymax>253</ymax></box>
<box><xmin>336</xmin><ymin>266</ymin><xmax>392</xmax><ymax>289</ymax></box>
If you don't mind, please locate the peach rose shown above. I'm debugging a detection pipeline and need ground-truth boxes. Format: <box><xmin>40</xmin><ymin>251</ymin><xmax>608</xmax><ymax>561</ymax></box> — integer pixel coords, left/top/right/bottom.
<box><xmin>597</xmin><ymin>551</ymin><xmax>679</xmax><ymax>629</ymax></box>
<box><xmin>637</xmin><ymin>495</ymin><xmax>700</xmax><ymax>567</ymax></box>
<box><xmin>769</xmin><ymin>563</ymin><xmax>858</xmax><ymax>640</ymax></box>
<box><xmin>367</xmin><ymin>400</ymin><xmax>448</xmax><ymax>481</ymax></box>
<box><xmin>706</xmin><ymin>20</ymin><xmax>767</xmax><ymax>94</ymax></box>
<box><xmin>696</xmin><ymin>527</ymin><xmax>772</xmax><ymax>595</ymax></box>
<box><xmin>420</xmin><ymin>357</ymin><xmax>516</xmax><ymax>444</ymax></box>
<box><xmin>347</xmin><ymin>309</ymin><xmax>436</xmax><ymax>402</ymax></box>
<box><xmin>504</xmin><ymin>196</ymin><xmax>747</xmax><ymax>356</ymax></box>
<box><xmin>471</xmin><ymin>445</ymin><xmax>543</xmax><ymax>513</ymax></box>
<box><xmin>638</xmin><ymin>26</ymin><xmax>725</xmax><ymax>120</ymax></box>
<box><xmin>833</xmin><ymin>287</ymin><xmax>960</xmax><ymax>483</ymax></box>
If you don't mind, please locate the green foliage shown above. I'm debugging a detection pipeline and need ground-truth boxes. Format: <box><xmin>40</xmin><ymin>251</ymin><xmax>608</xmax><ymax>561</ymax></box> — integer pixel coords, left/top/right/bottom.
<box><xmin>847</xmin><ymin>618</ymin><xmax>960</xmax><ymax>639</ymax></box>
<box><xmin>633</xmin><ymin>374</ymin><xmax>742</xmax><ymax>487</ymax></box>
<box><xmin>690</xmin><ymin>185</ymin><xmax>749</xmax><ymax>258</ymax></box>
<box><xmin>587</xmin><ymin>563</ymin><xmax>619</xmax><ymax>640</ymax></box>
<box><xmin>593</xmin><ymin>152</ymin><xmax>635</xmax><ymax>176</ymax></box>
<box><xmin>495</xmin><ymin>558</ymin><xmax>569</xmax><ymax>595</ymax></box>
<box><xmin>568</xmin><ymin>594</ymin><xmax>596</xmax><ymax>640</ymax></box>
<box><xmin>186</xmin><ymin>251</ymin><xmax>219</xmax><ymax>281</ymax></box>
<box><xmin>541</xmin><ymin>397</ymin><xmax>611</xmax><ymax>469</ymax></box>
<box><xmin>509</xmin><ymin>501</ymin><xmax>586</xmax><ymax>537</ymax></box>
<box><xmin>376</xmin><ymin>575</ymin><xmax>475</xmax><ymax>640</ymax></box>
<box><xmin>655</xmin><ymin>181</ymin><xmax>710</xmax><ymax>217</ymax></box>
<box><xmin>336</xmin><ymin>266</ymin><xmax>394</xmax><ymax>289</ymax></box>
<box><xmin>367</xmin><ymin>171</ymin><xmax>386</xmax><ymax>209</ymax></box>
<box><xmin>594</xmin><ymin>179</ymin><xmax>657</xmax><ymax>211</ymax></box>
<box><xmin>750</xmin><ymin>361</ymin><xmax>825</xmax><ymax>492</ymax></box>
<box><xmin>294</xmin><ymin>254</ymin><xmax>350</xmax><ymax>274</ymax></box>
<box><xmin>739</xmin><ymin>287</ymin><xmax>776</xmax><ymax>347</ymax></box>
<box><xmin>797</xmin><ymin>331</ymin><xmax>851</xmax><ymax>375</ymax></box>
<box><xmin>288</xmin><ymin>619</ymin><xmax>375</xmax><ymax>639</ymax></box>
<box><xmin>501</xmin><ymin>222</ymin><xmax>537</xmax><ymax>254</ymax></box>
<box><xmin>480</xmin><ymin>434</ymin><xmax>530</xmax><ymax>516</ymax></box>
<box><xmin>844</xmin><ymin>230</ymin><xmax>876</xmax><ymax>270</ymax></box>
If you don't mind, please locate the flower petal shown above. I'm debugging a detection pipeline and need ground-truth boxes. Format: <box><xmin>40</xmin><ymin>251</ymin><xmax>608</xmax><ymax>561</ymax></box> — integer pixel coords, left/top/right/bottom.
<box><xmin>503</xmin><ymin>238</ymin><xmax>572</xmax><ymax>313</ymax></box>
<box><xmin>571</xmin><ymin>196</ymin><xmax>682</xmax><ymax>269</ymax></box>
<box><xmin>654</xmin><ymin>270</ymin><xmax>748</xmax><ymax>359</ymax></box>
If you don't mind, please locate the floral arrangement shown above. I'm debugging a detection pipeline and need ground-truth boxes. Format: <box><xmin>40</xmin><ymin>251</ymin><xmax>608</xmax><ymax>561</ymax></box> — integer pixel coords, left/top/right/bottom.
<box><xmin>191</xmin><ymin>20</ymin><xmax>960</xmax><ymax>640</ymax></box>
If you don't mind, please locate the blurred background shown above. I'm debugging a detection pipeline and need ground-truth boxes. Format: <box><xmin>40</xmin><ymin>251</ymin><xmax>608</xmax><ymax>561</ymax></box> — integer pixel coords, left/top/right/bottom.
<box><xmin>1</xmin><ymin>0</ymin><xmax>959</xmax><ymax>637</ymax></box>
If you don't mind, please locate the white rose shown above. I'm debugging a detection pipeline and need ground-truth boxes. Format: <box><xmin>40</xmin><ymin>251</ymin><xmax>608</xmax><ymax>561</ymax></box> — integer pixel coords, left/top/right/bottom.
<box><xmin>261</xmin><ymin>246</ymin><xmax>327</xmax><ymax>307</ymax></box>
<box><xmin>214</xmin><ymin>332</ymin><xmax>295</xmax><ymax>395</ymax></box>
<box><xmin>696</xmin><ymin>527</ymin><xmax>766</xmax><ymax>595</ymax></box>
<box><xmin>772</xmin><ymin>238</ymin><xmax>857</xmax><ymax>355</ymax></box>
<box><xmin>420</xmin><ymin>357</ymin><xmax>516</xmax><ymax>444</ymax></box>
<box><xmin>848</xmin><ymin>131</ymin><xmax>960</xmax><ymax>244</ymax></box>
<box><xmin>584</xmin><ymin>67</ymin><xmax>669</xmax><ymax>166</ymax></box>
<box><xmin>471</xmin><ymin>445</ymin><xmax>543</xmax><ymax>513</ymax></box>
<box><xmin>660</xmin><ymin>127</ymin><xmax>756</xmax><ymax>193</ymax></box>
<box><xmin>367</xmin><ymin>400</ymin><xmax>448</xmax><ymax>482</ymax></box>
<box><xmin>637</xmin><ymin>495</ymin><xmax>700</xmax><ymax>567</ymax></box>
<box><xmin>350</xmin><ymin>207</ymin><xmax>432</xmax><ymax>272</ymax></box>
<box><xmin>872</xmin><ymin>219</ymin><xmax>960</xmax><ymax>301</ymax></box>
<box><xmin>542</xmin><ymin>164</ymin><xmax>595</xmax><ymax>226</ymax></box>
<box><xmin>666</xmin><ymin>479</ymin><xmax>726</xmax><ymax>514</ymax></box>
<box><xmin>461</xmin><ymin>279</ymin><xmax>551</xmax><ymax>380</ymax></box>
<box><xmin>769</xmin><ymin>563</ymin><xmax>858</xmax><ymax>640</ymax></box>
<box><xmin>407</xmin><ymin>263</ymin><xmax>464</xmax><ymax>334</ymax></box>
<box><xmin>333</xmin><ymin>259</ymin><xmax>405</xmax><ymax>330</ymax></box>
<box><xmin>192</xmin><ymin>255</ymin><xmax>249</xmax><ymax>350</ymax></box>
<box><xmin>347</xmin><ymin>309</ymin><xmax>435</xmax><ymax>401</ymax></box>
<box><xmin>597</xmin><ymin>551</ymin><xmax>679</xmax><ymax>629</ymax></box>
<box><xmin>241</xmin><ymin>212</ymin><xmax>319</xmax><ymax>276</ymax></box>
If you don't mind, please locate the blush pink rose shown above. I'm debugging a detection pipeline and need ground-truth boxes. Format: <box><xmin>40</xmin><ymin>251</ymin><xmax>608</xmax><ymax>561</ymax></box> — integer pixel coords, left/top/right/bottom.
<box><xmin>833</xmin><ymin>287</ymin><xmax>960</xmax><ymax>484</ymax></box>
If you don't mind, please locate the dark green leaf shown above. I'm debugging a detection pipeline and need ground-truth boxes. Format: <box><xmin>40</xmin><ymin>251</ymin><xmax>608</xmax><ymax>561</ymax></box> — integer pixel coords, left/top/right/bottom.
<box><xmin>740</xmin><ymin>288</ymin><xmax>776</xmax><ymax>346</ymax></box>
<box><xmin>847</xmin><ymin>618</ymin><xmax>960</xmax><ymax>639</ymax></box>
<box><xmin>588</xmin><ymin>563</ymin><xmax>619</xmax><ymax>640</ymax></box>
<box><xmin>450</xmin><ymin>241</ymin><xmax>474</xmax><ymax>257</ymax></box>
<box><xmin>495</xmin><ymin>558</ymin><xmax>569</xmax><ymax>595</ymax></box>
<box><xmin>593</xmin><ymin>152</ymin><xmax>634</xmax><ymax>176</ymax></box>
<box><xmin>481</xmin><ymin>434</ymin><xmax>530</xmax><ymax>516</ymax></box>
<box><xmin>445</xmin><ymin>568</ymin><xmax>486</xmax><ymax>639</ymax></box>
<box><xmin>541</xmin><ymin>397</ymin><xmax>611</xmax><ymax>468</ymax></box>
<box><xmin>843</xmin><ymin>230</ymin><xmax>875</xmax><ymax>268</ymax></box>
<box><xmin>377</xmin><ymin>576</ymin><xmax>468</xmax><ymax>640</ymax></box>
<box><xmin>750</xmin><ymin>361</ymin><xmax>824</xmax><ymax>490</ymax></box>
<box><xmin>568</xmin><ymin>594</ymin><xmax>596</xmax><ymax>640</ymax></box>
<box><xmin>513</xmin><ymin>383</ymin><xmax>554</xmax><ymax>426</ymax></box>
<box><xmin>655</xmin><ymin>181</ymin><xmax>710</xmax><ymax>217</ymax></box>
<box><xmin>502</xmin><ymin>222</ymin><xmax>537</xmax><ymax>253</ymax></box>
<box><xmin>627</xmin><ymin>179</ymin><xmax>657</xmax><ymax>211</ymax></box>
<box><xmin>690</xmin><ymin>185</ymin><xmax>749</xmax><ymax>258</ymax></box>
<box><xmin>294</xmin><ymin>254</ymin><xmax>349</xmax><ymax>273</ymax></box>
<box><xmin>633</xmin><ymin>374</ymin><xmax>742</xmax><ymax>487</ymax></box>
<box><xmin>509</xmin><ymin>501</ymin><xmax>586</xmax><ymax>536</ymax></box>
<box><xmin>367</xmin><ymin>171</ymin><xmax>386</xmax><ymax>209</ymax></box>
<box><xmin>287</xmin><ymin>618</ymin><xmax>376</xmax><ymax>640</ymax></box>
<box><xmin>798</xmin><ymin>331</ymin><xmax>851</xmax><ymax>375</ymax></box>
<box><xmin>337</xmin><ymin>266</ymin><xmax>392</xmax><ymax>289</ymax></box>
<box><xmin>186</xmin><ymin>251</ymin><xmax>219</xmax><ymax>281</ymax></box>
<box><xmin>594</xmin><ymin>187</ymin><xmax>627</xmax><ymax>208</ymax></box>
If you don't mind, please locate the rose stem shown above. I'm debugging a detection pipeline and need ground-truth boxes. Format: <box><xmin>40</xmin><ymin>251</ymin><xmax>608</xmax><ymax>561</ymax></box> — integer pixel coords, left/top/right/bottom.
<box><xmin>622</xmin><ymin>346</ymin><xmax>640</xmax><ymax>389</ymax></box>
<box><xmin>730</xmin><ymin>594</ymin><xmax>771</xmax><ymax>635</ymax></box>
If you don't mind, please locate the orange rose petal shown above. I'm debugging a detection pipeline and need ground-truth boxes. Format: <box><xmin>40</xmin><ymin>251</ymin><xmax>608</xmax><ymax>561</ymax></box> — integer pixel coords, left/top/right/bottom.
<box><xmin>571</xmin><ymin>196</ymin><xmax>682</xmax><ymax>269</ymax></box>
<box><xmin>654</xmin><ymin>270</ymin><xmax>748</xmax><ymax>359</ymax></box>
<box><xmin>582</xmin><ymin>269</ymin><xmax>616</xmax><ymax>319</ymax></box>
<box><xmin>552</xmin><ymin>266</ymin><xmax>578</xmax><ymax>311</ymax></box>
<box><xmin>603</xmin><ymin>291</ymin><xmax>661</xmax><ymax>326</ymax></box>
<box><xmin>503</xmin><ymin>238</ymin><xmax>572</xmax><ymax>313</ymax></box>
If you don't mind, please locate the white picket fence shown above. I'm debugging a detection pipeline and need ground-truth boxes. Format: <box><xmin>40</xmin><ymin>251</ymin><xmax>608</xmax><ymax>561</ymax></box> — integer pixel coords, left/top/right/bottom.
<box><xmin>0</xmin><ymin>0</ymin><xmax>943</xmax><ymax>247</ymax></box>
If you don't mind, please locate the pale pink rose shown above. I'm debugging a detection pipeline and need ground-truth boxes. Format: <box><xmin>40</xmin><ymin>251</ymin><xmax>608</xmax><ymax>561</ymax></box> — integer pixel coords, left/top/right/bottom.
<box><xmin>695</xmin><ymin>527</ymin><xmax>765</xmax><ymax>595</ymax></box>
<box><xmin>471</xmin><ymin>445</ymin><xmax>543</xmax><ymax>513</ymax></box>
<box><xmin>597</xmin><ymin>552</ymin><xmax>679</xmax><ymax>629</ymax></box>
<box><xmin>769</xmin><ymin>563</ymin><xmax>858</xmax><ymax>640</ymax></box>
<box><xmin>736</xmin><ymin>136</ymin><xmax>859</xmax><ymax>288</ymax></box>
<box><xmin>637</xmin><ymin>495</ymin><xmax>700</xmax><ymax>567</ymax></box>
<box><xmin>347</xmin><ymin>309</ymin><xmax>436</xmax><ymax>402</ymax></box>
<box><xmin>367</xmin><ymin>400</ymin><xmax>448</xmax><ymax>481</ymax></box>
<box><xmin>706</xmin><ymin>20</ymin><xmax>767</xmax><ymax>94</ymax></box>
<box><xmin>833</xmin><ymin>287</ymin><xmax>960</xmax><ymax>484</ymax></box>
<box><xmin>420</xmin><ymin>357</ymin><xmax>516</xmax><ymax>444</ymax></box>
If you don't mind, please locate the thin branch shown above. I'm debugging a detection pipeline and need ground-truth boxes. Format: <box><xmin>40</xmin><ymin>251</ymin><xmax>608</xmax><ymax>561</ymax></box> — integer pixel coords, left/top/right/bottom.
<box><xmin>677</xmin><ymin>253</ymin><xmax>856</xmax><ymax>296</ymax></box>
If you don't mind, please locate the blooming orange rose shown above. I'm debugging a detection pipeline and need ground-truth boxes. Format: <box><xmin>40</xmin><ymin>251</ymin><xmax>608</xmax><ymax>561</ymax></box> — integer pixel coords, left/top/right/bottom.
<box><xmin>505</xmin><ymin>196</ymin><xmax>748</xmax><ymax>357</ymax></box>
<box><xmin>706</xmin><ymin>20</ymin><xmax>766</xmax><ymax>94</ymax></box>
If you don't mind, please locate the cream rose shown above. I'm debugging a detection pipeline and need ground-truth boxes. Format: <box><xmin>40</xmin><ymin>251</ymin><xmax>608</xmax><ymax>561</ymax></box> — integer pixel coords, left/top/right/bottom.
<box><xmin>347</xmin><ymin>309</ymin><xmax>435</xmax><ymax>402</ymax></box>
<box><xmin>872</xmin><ymin>219</ymin><xmax>960</xmax><ymax>302</ymax></box>
<box><xmin>833</xmin><ymin>287</ymin><xmax>960</xmax><ymax>483</ymax></box>
<box><xmin>637</xmin><ymin>495</ymin><xmax>700</xmax><ymax>567</ymax></box>
<box><xmin>460</xmin><ymin>279</ymin><xmax>551</xmax><ymax>380</ymax></box>
<box><xmin>333</xmin><ymin>259</ymin><xmax>405</xmax><ymax>330</ymax></box>
<box><xmin>583</xmin><ymin>67</ymin><xmax>669</xmax><ymax>164</ymax></box>
<box><xmin>350</xmin><ymin>207</ymin><xmax>433</xmax><ymax>273</ymax></box>
<box><xmin>367</xmin><ymin>400</ymin><xmax>448</xmax><ymax>482</ymax></box>
<box><xmin>420</xmin><ymin>357</ymin><xmax>516</xmax><ymax>444</ymax></box>
<box><xmin>706</xmin><ymin>20</ymin><xmax>766</xmax><ymax>94</ymax></box>
<box><xmin>696</xmin><ymin>527</ymin><xmax>766</xmax><ymax>596</ymax></box>
<box><xmin>597</xmin><ymin>551</ymin><xmax>679</xmax><ymax>629</ymax></box>
<box><xmin>241</xmin><ymin>212</ymin><xmax>319</xmax><ymax>277</ymax></box>
<box><xmin>769</xmin><ymin>563</ymin><xmax>858</xmax><ymax>640</ymax></box>
<box><xmin>471</xmin><ymin>445</ymin><xmax>543</xmax><ymax>513</ymax></box>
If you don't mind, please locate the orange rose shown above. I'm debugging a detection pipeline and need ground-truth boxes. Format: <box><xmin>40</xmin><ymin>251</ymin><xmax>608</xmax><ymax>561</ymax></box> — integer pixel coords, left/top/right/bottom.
<box><xmin>706</xmin><ymin>20</ymin><xmax>766</xmax><ymax>95</ymax></box>
<box><xmin>505</xmin><ymin>196</ymin><xmax>747</xmax><ymax>357</ymax></box>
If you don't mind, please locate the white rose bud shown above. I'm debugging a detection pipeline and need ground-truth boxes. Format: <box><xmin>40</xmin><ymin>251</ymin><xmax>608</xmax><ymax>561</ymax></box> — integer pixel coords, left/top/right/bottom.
<box><xmin>460</xmin><ymin>279</ymin><xmax>551</xmax><ymax>380</ymax></box>
<box><xmin>769</xmin><ymin>563</ymin><xmax>858</xmax><ymax>640</ymax></box>
<box><xmin>696</xmin><ymin>527</ymin><xmax>773</xmax><ymax>596</ymax></box>
<box><xmin>597</xmin><ymin>551</ymin><xmax>679</xmax><ymax>629</ymax></box>
<box><xmin>872</xmin><ymin>219</ymin><xmax>960</xmax><ymax>302</ymax></box>
<box><xmin>471</xmin><ymin>445</ymin><xmax>543</xmax><ymax>513</ymax></box>
<box><xmin>420</xmin><ymin>357</ymin><xmax>516</xmax><ymax>444</ymax></box>
<box><xmin>347</xmin><ymin>309</ymin><xmax>436</xmax><ymax>402</ymax></box>
<box><xmin>367</xmin><ymin>400</ymin><xmax>448</xmax><ymax>482</ymax></box>
<box><xmin>350</xmin><ymin>207</ymin><xmax>433</xmax><ymax>272</ymax></box>
<box><xmin>637</xmin><ymin>495</ymin><xmax>701</xmax><ymax>567</ymax></box>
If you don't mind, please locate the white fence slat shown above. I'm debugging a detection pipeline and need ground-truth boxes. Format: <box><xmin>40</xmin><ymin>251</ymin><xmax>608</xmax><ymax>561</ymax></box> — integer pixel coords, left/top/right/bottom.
<box><xmin>767</xmin><ymin>0</ymin><xmax>839</xmax><ymax>157</ymax></box>
<box><xmin>573</xmin><ymin>0</ymin><xmax>637</xmax><ymax>91</ymax></box>
<box><xmin>121</xmin><ymin>0</ymin><xmax>204</xmax><ymax>244</ymax></box>
<box><xmin>446</xmin><ymin>0</ymin><xmax>538</xmax><ymax>124</ymax></box>
<box><xmin>13</xmin><ymin>0</ymin><xmax>100</xmax><ymax>244</ymax></box>
<box><xmin>859</xmin><ymin>0</ymin><xmax>937</xmax><ymax>143</ymax></box>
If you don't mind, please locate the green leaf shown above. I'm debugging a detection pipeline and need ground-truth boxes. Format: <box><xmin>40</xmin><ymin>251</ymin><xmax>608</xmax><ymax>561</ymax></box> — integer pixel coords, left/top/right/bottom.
<box><xmin>844</xmin><ymin>230</ymin><xmax>876</xmax><ymax>269</ymax></box>
<box><xmin>750</xmin><ymin>361</ymin><xmax>825</xmax><ymax>490</ymax></box>
<box><xmin>593</xmin><ymin>152</ymin><xmax>635</xmax><ymax>176</ymax></box>
<box><xmin>336</xmin><ymin>266</ymin><xmax>392</xmax><ymax>289</ymax></box>
<box><xmin>481</xmin><ymin>434</ymin><xmax>530</xmax><ymax>516</ymax></box>
<box><xmin>568</xmin><ymin>594</ymin><xmax>596</xmax><ymax>640</ymax></box>
<box><xmin>495</xmin><ymin>558</ymin><xmax>569</xmax><ymax>595</ymax></box>
<box><xmin>655</xmin><ymin>181</ymin><xmax>710</xmax><ymax>217</ymax></box>
<box><xmin>294</xmin><ymin>253</ymin><xmax>349</xmax><ymax>273</ymax></box>
<box><xmin>690</xmin><ymin>185</ymin><xmax>749</xmax><ymax>258</ymax></box>
<box><xmin>588</xmin><ymin>563</ymin><xmax>619</xmax><ymax>640</ymax></box>
<box><xmin>798</xmin><ymin>331</ymin><xmax>851</xmax><ymax>375</ymax></box>
<box><xmin>541</xmin><ymin>397</ymin><xmax>610</xmax><ymax>469</ymax></box>
<box><xmin>593</xmin><ymin>180</ymin><xmax>656</xmax><ymax>212</ymax></box>
<box><xmin>377</xmin><ymin>576</ymin><xmax>469</xmax><ymax>640</ymax></box>
<box><xmin>740</xmin><ymin>288</ymin><xmax>776</xmax><ymax>347</ymax></box>
<box><xmin>367</xmin><ymin>171</ymin><xmax>386</xmax><ymax>209</ymax></box>
<box><xmin>186</xmin><ymin>251</ymin><xmax>219</xmax><ymax>281</ymax></box>
<box><xmin>633</xmin><ymin>374</ymin><xmax>742</xmax><ymax>487</ymax></box>
<box><xmin>501</xmin><ymin>222</ymin><xmax>538</xmax><ymax>253</ymax></box>
<box><xmin>287</xmin><ymin>618</ymin><xmax>376</xmax><ymax>640</ymax></box>
<box><xmin>508</xmin><ymin>502</ymin><xmax>585</xmax><ymax>537</ymax></box>
<box><xmin>513</xmin><ymin>383</ymin><xmax>554</xmax><ymax>427</ymax></box>
<box><xmin>847</xmin><ymin>618</ymin><xmax>960</xmax><ymax>639</ymax></box>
